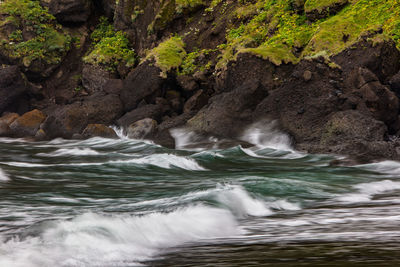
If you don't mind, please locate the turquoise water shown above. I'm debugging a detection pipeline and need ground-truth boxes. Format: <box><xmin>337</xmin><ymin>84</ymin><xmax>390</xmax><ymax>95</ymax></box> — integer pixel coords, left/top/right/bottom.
<box><xmin>0</xmin><ymin>126</ymin><xmax>399</xmax><ymax>266</ymax></box>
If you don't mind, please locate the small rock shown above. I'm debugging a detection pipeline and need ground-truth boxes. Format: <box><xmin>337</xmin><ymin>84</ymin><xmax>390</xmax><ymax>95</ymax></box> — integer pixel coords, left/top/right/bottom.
<box><xmin>184</xmin><ymin>90</ymin><xmax>209</xmax><ymax>113</ymax></box>
<box><xmin>82</xmin><ymin>124</ymin><xmax>118</xmax><ymax>139</ymax></box>
<box><xmin>303</xmin><ymin>70</ymin><xmax>312</xmax><ymax>82</ymax></box>
<box><xmin>34</xmin><ymin>129</ymin><xmax>47</xmax><ymax>141</ymax></box>
<box><xmin>127</xmin><ymin>118</ymin><xmax>157</xmax><ymax>139</ymax></box>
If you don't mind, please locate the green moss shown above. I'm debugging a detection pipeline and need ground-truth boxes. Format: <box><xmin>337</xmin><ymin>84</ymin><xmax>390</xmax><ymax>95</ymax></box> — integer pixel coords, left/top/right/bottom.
<box><xmin>84</xmin><ymin>17</ymin><xmax>136</xmax><ymax>73</ymax></box>
<box><xmin>304</xmin><ymin>0</ymin><xmax>348</xmax><ymax>12</ymax></box>
<box><xmin>179</xmin><ymin>48</ymin><xmax>217</xmax><ymax>75</ymax></box>
<box><xmin>215</xmin><ymin>0</ymin><xmax>400</xmax><ymax>68</ymax></box>
<box><xmin>146</xmin><ymin>36</ymin><xmax>186</xmax><ymax>77</ymax></box>
<box><xmin>0</xmin><ymin>0</ymin><xmax>71</xmax><ymax>68</ymax></box>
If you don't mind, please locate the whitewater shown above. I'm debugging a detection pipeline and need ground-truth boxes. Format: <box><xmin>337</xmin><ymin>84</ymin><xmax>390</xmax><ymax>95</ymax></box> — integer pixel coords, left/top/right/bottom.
<box><xmin>0</xmin><ymin>123</ymin><xmax>399</xmax><ymax>266</ymax></box>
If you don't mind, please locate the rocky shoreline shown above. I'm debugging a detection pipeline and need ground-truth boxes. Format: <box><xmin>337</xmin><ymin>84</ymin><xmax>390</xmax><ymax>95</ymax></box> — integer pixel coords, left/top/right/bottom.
<box><xmin>1</xmin><ymin>0</ymin><xmax>400</xmax><ymax>163</ymax></box>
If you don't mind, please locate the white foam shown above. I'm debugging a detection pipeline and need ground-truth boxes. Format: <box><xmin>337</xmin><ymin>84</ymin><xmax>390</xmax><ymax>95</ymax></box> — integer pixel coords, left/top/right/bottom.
<box><xmin>358</xmin><ymin>160</ymin><xmax>400</xmax><ymax>175</ymax></box>
<box><xmin>0</xmin><ymin>168</ymin><xmax>9</xmax><ymax>182</ymax></box>
<box><xmin>0</xmin><ymin>206</ymin><xmax>239</xmax><ymax>267</ymax></box>
<box><xmin>240</xmin><ymin>120</ymin><xmax>293</xmax><ymax>151</ymax></box>
<box><xmin>214</xmin><ymin>185</ymin><xmax>299</xmax><ymax>217</ymax></box>
<box><xmin>112</xmin><ymin>153</ymin><xmax>206</xmax><ymax>171</ymax></box>
<box><xmin>337</xmin><ymin>180</ymin><xmax>400</xmax><ymax>203</ymax></box>
<box><xmin>38</xmin><ymin>148</ymin><xmax>100</xmax><ymax>157</ymax></box>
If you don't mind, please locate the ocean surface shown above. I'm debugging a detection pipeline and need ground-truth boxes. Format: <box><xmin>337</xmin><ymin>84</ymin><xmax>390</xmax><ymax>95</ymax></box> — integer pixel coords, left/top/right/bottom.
<box><xmin>0</xmin><ymin>123</ymin><xmax>399</xmax><ymax>266</ymax></box>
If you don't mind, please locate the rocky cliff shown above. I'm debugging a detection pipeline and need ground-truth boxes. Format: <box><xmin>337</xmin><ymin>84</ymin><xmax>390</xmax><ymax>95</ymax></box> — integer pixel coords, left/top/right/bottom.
<box><xmin>1</xmin><ymin>0</ymin><xmax>400</xmax><ymax>162</ymax></box>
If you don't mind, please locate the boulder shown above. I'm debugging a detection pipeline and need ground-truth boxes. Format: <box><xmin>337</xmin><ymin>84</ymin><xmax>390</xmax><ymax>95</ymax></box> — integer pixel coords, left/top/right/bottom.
<box><xmin>117</xmin><ymin>104</ymin><xmax>163</xmax><ymax>128</ymax></box>
<box><xmin>187</xmin><ymin>80</ymin><xmax>267</xmax><ymax>138</ymax></box>
<box><xmin>0</xmin><ymin>66</ymin><xmax>28</xmax><ymax>114</ymax></box>
<box><xmin>120</xmin><ymin>62</ymin><xmax>165</xmax><ymax>111</ymax></box>
<box><xmin>42</xmin><ymin>93</ymin><xmax>123</xmax><ymax>139</ymax></box>
<box><xmin>9</xmin><ymin>109</ymin><xmax>47</xmax><ymax>137</ymax></box>
<box><xmin>127</xmin><ymin>118</ymin><xmax>157</xmax><ymax>139</ymax></box>
<box><xmin>45</xmin><ymin>0</ymin><xmax>92</xmax><ymax>24</ymax></box>
<box><xmin>319</xmin><ymin>110</ymin><xmax>387</xmax><ymax>146</ymax></box>
<box><xmin>82</xmin><ymin>124</ymin><xmax>118</xmax><ymax>138</ymax></box>
<box><xmin>389</xmin><ymin>71</ymin><xmax>400</xmax><ymax>98</ymax></box>
<box><xmin>34</xmin><ymin>129</ymin><xmax>47</xmax><ymax>141</ymax></box>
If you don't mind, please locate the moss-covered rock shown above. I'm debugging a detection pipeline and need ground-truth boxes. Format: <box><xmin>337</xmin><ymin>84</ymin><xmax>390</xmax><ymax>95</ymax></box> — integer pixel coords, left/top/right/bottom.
<box><xmin>0</xmin><ymin>0</ymin><xmax>72</xmax><ymax>78</ymax></box>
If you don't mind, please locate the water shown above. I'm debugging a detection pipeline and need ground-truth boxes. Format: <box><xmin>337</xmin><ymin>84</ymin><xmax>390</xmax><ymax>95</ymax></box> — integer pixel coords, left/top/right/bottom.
<box><xmin>0</xmin><ymin>124</ymin><xmax>399</xmax><ymax>266</ymax></box>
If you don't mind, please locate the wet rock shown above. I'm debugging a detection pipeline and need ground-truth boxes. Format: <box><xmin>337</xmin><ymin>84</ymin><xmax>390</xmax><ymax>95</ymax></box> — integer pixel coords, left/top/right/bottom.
<box><xmin>34</xmin><ymin>129</ymin><xmax>47</xmax><ymax>141</ymax></box>
<box><xmin>82</xmin><ymin>124</ymin><xmax>118</xmax><ymax>138</ymax></box>
<box><xmin>187</xmin><ymin>80</ymin><xmax>266</xmax><ymax>138</ymax></box>
<box><xmin>320</xmin><ymin>110</ymin><xmax>387</xmax><ymax>146</ymax></box>
<box><xmin>0</xmin><ymin>66</ymin><xmax>28</xmax><ymax>114</ymax></box>
<box><xmin>127</xmin><ymin>118</ymin><xmax>157</xmax><ymax>139</ymax></box>
<box><xmin>45</xmin><ymin>0</ymin><xmax>92</xmax><ymax>24</ymax></box>
<box><xmin>120</xmin><ymin>61</ymin><xmax>165</xmax><ymax>112</ymax></box>
<box><xmin>9</xmin><ymin>109</ymin><xmax>47</xmax><ymax>137</ymax></box>
<box><xmin>117</xmin><ymin>104</ymin><xmax>163</xmax><ymax>129</ymax></box>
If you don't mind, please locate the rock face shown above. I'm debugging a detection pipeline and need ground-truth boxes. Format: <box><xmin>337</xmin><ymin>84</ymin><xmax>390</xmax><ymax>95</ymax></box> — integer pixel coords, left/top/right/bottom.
<box><xmin>82</xmin><ymin>124</ymin><xmax>118</xmax><ymax>138</ymax></box>
<box><xmin>9</xmin><ymin>109</ymin><xmax>47</xmax><ymax>137</ymax></box>
<box><xmin>0</xmin><ymin>66</ymin><xmax>28</xmax><ymax>114</ymax></box>
<box><xmin>120</xmin><ymin>62</ymin><xmax>166</xmax><ymax>112</ymax></box>
<box><xmin>127</xmin><ymin>118</ymin><xmax>157</xmax><ymax>139</ymax></box>
<box><xmin>46</xmin><ymin>0</ymin><xmax>92</xmax><ymax>24</ymax></box>
<box><xmin>82</xmin><ymin>65</ymin><xmax>115</xmax><ymax>94</ymax></box>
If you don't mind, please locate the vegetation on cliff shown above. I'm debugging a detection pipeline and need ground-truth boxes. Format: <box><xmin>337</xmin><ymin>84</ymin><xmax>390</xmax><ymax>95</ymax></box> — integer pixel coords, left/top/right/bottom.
<box><xmin>0</xmin><ymin>0</ymin><xmax>71</xmax><ymax>71</ymax></box>
<box><xmin>84</xmin><ymin>17</ymin><xmax>136</xmax><ymax>73</ymax></box>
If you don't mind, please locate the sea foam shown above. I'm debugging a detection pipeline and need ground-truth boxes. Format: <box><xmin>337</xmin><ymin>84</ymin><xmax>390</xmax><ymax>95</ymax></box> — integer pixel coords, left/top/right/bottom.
<box><xmin>0</xmin><ymin>206</ymin><xmax>238</xmax><ymax>267</ymax></box>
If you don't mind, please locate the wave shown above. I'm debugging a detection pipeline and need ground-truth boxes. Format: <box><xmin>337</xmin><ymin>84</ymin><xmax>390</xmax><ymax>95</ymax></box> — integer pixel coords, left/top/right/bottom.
<box><xmin>0</xmin><ymin>206</ymin><xmax>239</xmax><ymax>267</ymax></box>
<box><xmin>37</xmin><ymin>148</ymin><xmax>100</xmax><ymax>157</ymax></box>
<box><xmin>240</xmin><ymin>120</ymin><xmax>293</xmax><ymax>151</ymax></box>
<box><xmin>0</xmin><ymin>168</ymin><xmax>9</xmax><ymax>182</ymax></box>
<box><xmin>337</xmin><ymin>180</ymin><xmax>400</xmax><ymax>203</ymax></box>
<box><xmin>357</xmin><ymin>160</ymin><xmax>400</xmax><ymax>175</ymax></box>
<box><xmin>111</xmin><ymin>153</ymin><xmax>206</xmax><ymax>171</ymax></box>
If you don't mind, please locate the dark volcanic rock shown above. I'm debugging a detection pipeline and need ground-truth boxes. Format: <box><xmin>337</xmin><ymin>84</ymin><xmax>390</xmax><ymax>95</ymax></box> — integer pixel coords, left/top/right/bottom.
<box><xmin>306</xmin><ymin>0</ymin><xmax>348</xmax><ymax>21</ymax></box>
<box><xmin>42</xmin><ymin>93</ymin><xmax>123</xmax><ymax>139</ymax></box>
<box><xmin>120</xmin><ymin>62</ymin><xmax>165</xmax><ymax>112</ymax></box>
<box><xmin>187</xmin><ymin>80</ymin><xmax>267</xmax><ymax>138</ymax></box>
<box><xmin>82</xmin><ymin>65</ymin><xmax>114</xmax><ymax>94</ymax></box>
<box><xmin>45</xmin><ymin>0</ymin><xmax>92</xmax><ymax>24</ymax></box>
<box><xmin>117</xmin><ymin>104</ymin><xmax>163</xmax><ymax>128</ymax></box>
<box><xmin>0</xmin><ymin>66</ymin><xmax>28</xmax><ymax>114</ymax></box>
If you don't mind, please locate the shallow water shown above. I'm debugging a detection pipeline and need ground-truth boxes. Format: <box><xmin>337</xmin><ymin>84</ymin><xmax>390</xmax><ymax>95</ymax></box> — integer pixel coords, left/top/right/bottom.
<box><xmin>0</xmin><ymin>126</ymin><xmax>399</xmax><ymax>266</ymax></box>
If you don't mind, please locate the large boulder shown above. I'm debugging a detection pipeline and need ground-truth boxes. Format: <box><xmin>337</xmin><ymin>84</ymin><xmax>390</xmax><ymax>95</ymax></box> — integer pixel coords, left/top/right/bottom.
<box><xmin>9</xmin><ymin>109</ymin><xmax>47</xmax><ymax>137</ymax></box>
<box><xmin>42</xmin><ymin>93</ymin><xmax>123</xmax><ymax>139</ymax></box>
<box><xmin>127</xmin><ymin>118</ymin><xmax>157</xmax><ymax>139</ymax></box>
<box><xmin>117</xmin><ymin>104</ymin><xmax>163</xmax><ymax>128</ymax></box>
<box><xmin>44</xmin><ymin>0</ymin><xmax>92</xmax><ymax>24</ymax></box>
<box><xmin>120</xmin><ymin>61</ymin><xmax>166</xmax><ymax>111</ymax></box>
<box><xmin>82</xmin><ymin>124</ymin><xmax>118</xmax><ymax>138</ymax></box>
<box><xmin>187</xmin><ymin>80</ymin><xmax>267</xmax><ymax>138</ymax></box>
<box><xmin>0</xmin><ymin>66</ymin><xmax>28</xmax><ymax>114</ymax></box>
